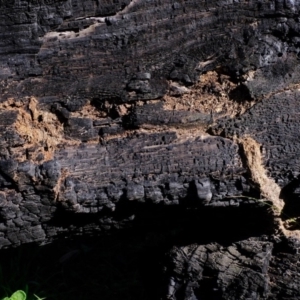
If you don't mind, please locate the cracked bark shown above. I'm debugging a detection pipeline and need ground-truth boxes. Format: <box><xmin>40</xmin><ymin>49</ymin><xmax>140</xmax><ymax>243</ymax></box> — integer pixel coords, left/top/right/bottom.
<box><xmin>1</xmin><ymin>0</ymin><xmax>300</xmax><ymax>298</ymax></box>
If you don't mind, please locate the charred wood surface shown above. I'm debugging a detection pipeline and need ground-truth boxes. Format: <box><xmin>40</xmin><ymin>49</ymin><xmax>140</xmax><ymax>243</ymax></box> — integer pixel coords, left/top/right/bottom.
<box><xmin>1</xmin><ymin>0</ymin><xmax>300</xmax><ymax>299</ymax></box>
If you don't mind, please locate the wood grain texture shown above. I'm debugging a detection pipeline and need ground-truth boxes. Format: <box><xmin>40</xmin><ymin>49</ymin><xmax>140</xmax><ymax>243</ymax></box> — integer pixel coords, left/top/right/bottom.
<box><xmin>1</xmin><ymin>1</ymin><xmax>300</xmax><ymax>298</ymax></box>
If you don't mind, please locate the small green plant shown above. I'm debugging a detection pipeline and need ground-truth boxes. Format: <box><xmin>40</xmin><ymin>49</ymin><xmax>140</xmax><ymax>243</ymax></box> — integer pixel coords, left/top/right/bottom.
<box><xmin>1</xmin><ymin>291</ymin><xmax>45</xmax><ymax>300</ymax></box>
<box><xmin>0</xmin><ymin>243</ymin><xmax>50</xmax><ymax>300</ymax></box>
<box><xmin>1</xmin><ymin>290</ymin><xmax>26</xmax><ymax>300</ymax></box>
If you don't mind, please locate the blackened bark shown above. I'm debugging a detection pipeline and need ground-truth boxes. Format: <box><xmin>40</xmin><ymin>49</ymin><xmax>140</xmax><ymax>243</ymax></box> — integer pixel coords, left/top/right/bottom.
<box><xmin>1</xmin><ymin>0</ymin><xmax>300</xmax><ymax>298</ymax></box>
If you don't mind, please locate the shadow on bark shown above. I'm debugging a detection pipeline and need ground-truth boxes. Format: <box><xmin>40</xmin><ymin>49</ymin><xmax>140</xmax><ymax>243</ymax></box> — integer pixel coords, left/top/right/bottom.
<box><xmin>0</xmin><ymin>202</ymin><xmax>274</xmax><ymax>300</ymax></box>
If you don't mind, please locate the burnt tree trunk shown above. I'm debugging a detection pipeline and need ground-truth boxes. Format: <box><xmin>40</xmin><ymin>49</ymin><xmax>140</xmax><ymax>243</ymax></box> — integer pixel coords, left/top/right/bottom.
<box><xmin>1</xmin><ymin>0</ymin><xmax>300</xmax><ymax>298</ymax></box>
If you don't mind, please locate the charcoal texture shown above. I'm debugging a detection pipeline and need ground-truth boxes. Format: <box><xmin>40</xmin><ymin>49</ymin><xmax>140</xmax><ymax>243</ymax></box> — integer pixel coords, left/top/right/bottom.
<box><xmin>1</xmin><ymin>0</ymin><xmax>300</xmax><ymax>298</ymax></box>
<box><xmin>165</xmin><ymin>236</ymin><xmax>300</xmax><ymax>300</ymax></box>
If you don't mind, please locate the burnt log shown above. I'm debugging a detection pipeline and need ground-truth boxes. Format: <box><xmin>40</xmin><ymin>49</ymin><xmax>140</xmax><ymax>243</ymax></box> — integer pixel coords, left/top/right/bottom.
<box><xmin>1</xmin><ymin>0</ymin><xmax>300</xmax><ymax>299</ymax></box>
